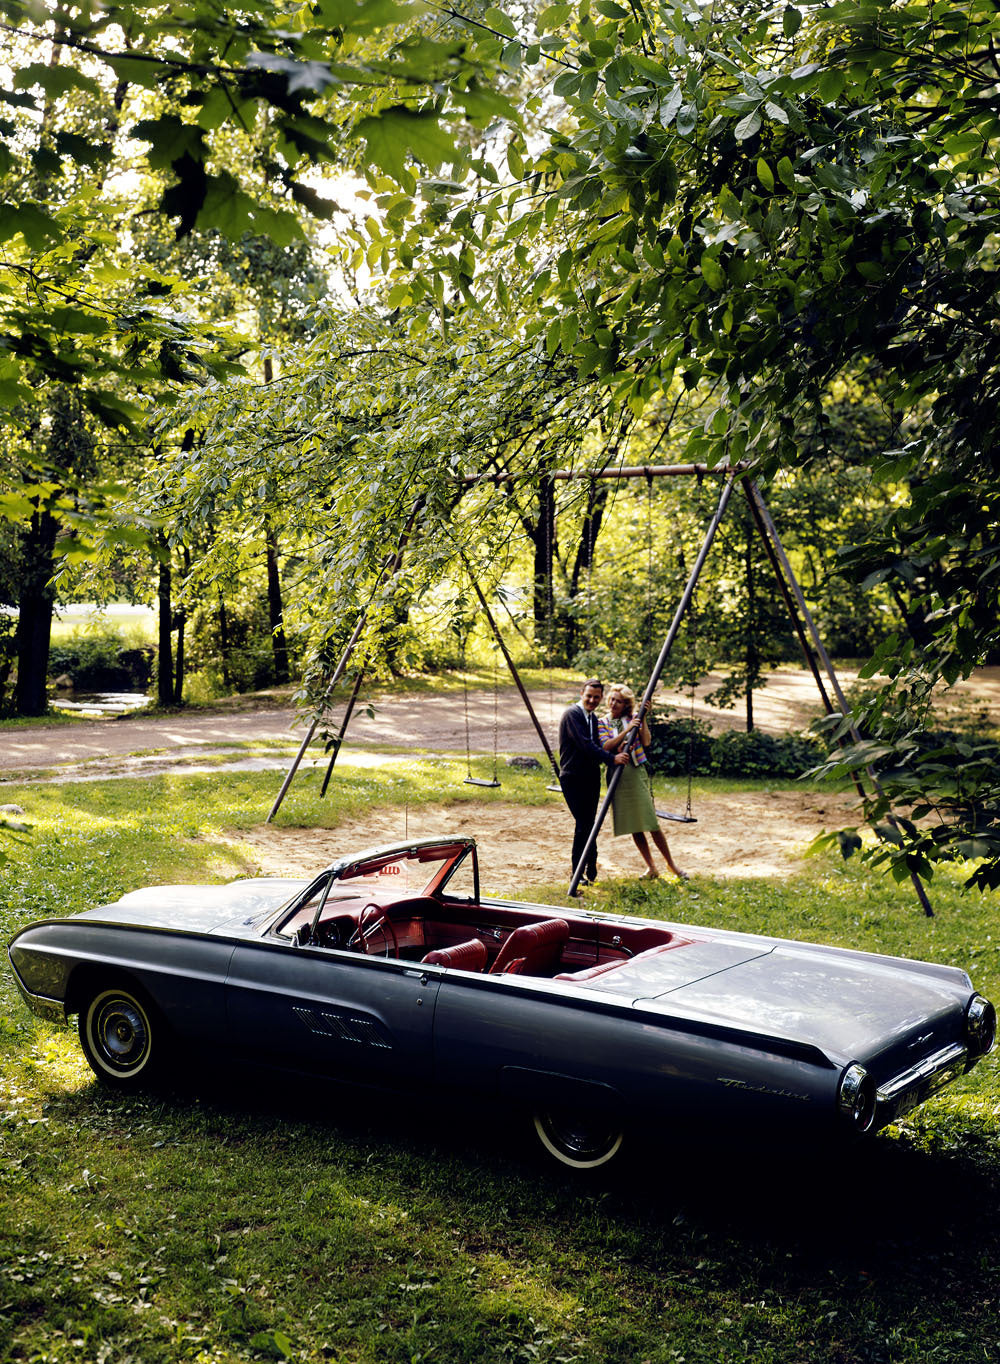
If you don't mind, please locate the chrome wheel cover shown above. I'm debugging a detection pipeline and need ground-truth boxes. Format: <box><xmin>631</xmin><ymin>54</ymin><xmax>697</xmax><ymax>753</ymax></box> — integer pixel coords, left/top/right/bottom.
<box><xmin>533</xmin><ymin>1110</ymin><xmax>624</xmax><ymax>1169</ymax></box>
<box><xmin>87</xmin><ymin>991</ymin><xmax>152</xmax><ymax>1077</ymax></box>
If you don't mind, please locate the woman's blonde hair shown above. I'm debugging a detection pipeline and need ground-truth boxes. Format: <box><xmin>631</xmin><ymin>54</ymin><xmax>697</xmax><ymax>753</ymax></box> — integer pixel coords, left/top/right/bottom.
<box><xmin>606</xmin><ymin>683</ymin><xmax>636</xmax><ymax>717</ymax></box>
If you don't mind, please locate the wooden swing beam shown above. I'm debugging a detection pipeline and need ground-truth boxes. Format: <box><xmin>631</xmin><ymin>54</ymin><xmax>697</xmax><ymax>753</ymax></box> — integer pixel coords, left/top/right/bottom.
<box><xmin>462</xmin><ymin>462</ymin><xmax>749</xmax><ymax>485</ymax></box>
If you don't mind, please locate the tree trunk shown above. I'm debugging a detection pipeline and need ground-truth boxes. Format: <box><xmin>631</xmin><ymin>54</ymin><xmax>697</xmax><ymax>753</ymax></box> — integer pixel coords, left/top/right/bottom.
<box><xmin>14</xmin><ymin>509</ymin><xmax>57</xmax><ymax>716</ymax></box>
<box><xmin>565</xmin><ymin>481</ymin><xmax>609</xmax><ymax>660</ymax></box>
<box><xmin>533</xmin><ymin>473</ymin><xmax>556</xmax><ymax>643</ymax></box>
<box><xmin>264</xmin><ymin>524</ymin><xmax>290</xmax><ymax>684</ymax></box>
<box><xmin>745</xmin><ymin>509</ymin><xmax>758</xmax><ymax>732</ymax></box>
<box><xmin>157</xmin><ymin>550</ymin><xmax>173</xmax><ymax>707</ymax></box>
<box><xmin>173</xmin><ymin>546</ymin><xmax>190</xmax><ymax>704</ymax></box>
<box><xmin>217</xmin><ymin>593</ymin><xmax>231</xmax><ymax>690</ymax></box>
<box><xmin>173</xmin><ymin>607</ymin><xmax>185</xmax><ymax>705</ymax></box>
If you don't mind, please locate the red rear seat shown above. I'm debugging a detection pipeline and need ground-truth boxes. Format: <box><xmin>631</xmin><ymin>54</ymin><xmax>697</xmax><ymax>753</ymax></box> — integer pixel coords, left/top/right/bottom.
<box><xmin>554</xmin><ymin>938</ymin><xmax>694</xmax><ymax>982</ymax></box>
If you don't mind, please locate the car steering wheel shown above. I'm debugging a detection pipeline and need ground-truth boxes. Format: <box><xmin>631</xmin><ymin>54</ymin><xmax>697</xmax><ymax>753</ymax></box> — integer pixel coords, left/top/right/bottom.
<box><xmin>353</xmin><ymin>903</ymin><xmax>399</xmax><ymax>958</ymax></box>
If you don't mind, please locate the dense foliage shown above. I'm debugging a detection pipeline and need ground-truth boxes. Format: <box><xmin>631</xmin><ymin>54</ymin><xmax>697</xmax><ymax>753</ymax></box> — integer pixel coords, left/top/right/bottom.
<box><xmin>5</xmin><ymin>0</ymin><xmax>1000</xmax><ymax>889</ymax></box>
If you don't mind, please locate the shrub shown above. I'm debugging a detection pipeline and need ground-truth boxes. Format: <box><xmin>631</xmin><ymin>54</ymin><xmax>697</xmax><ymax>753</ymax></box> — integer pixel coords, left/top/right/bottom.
<box><xmin>707</xmin><ymin>728</ymin><xmax>824</xmax><ymax>779</ymax></box>
<box><xmin>646</xmin><ymin>714</ymin><xmax>823</xmax><ymax>779</ymax></box>
<box><xmin>48</xmin><ymin>627</ymin><xmax>153</xmax><ymax>691</ymax></box>
<box><xmin>646</xmin><ymin>715</ymin><xmax>715</xmax><ymax>775</ymax></box>
<box><xmin>187</xmin><ymin>598</ymin><xmax>281</xmax><ymax>694</ymax></box>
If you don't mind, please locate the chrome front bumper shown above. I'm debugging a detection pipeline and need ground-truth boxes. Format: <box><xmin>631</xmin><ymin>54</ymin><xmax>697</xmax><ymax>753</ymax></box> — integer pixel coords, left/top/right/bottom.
<box><xmin>9</xmin><ymin>967</ymin><xmax>68</xmax><ymax>1025</ymax></box>
<box><xmin>876</xmin><ymin>1041</ymin><xmax>968</xmax><ymax>1124</ymax></box>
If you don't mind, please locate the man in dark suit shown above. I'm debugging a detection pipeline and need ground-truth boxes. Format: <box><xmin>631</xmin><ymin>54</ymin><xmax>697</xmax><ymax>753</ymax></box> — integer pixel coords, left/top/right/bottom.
<box><xmin>558</xmin><ymin>679</ymin><xmax>629</xmax><ymax>886</ymax></box>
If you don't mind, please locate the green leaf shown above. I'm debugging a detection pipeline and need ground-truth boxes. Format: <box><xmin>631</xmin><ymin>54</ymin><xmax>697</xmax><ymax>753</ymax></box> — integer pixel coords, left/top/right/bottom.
<box><xmin>735</xmin><ymin>109</ymin><xmax>761</xmax><ymax>140</ymax></box>
<box><xmin>756</xmin><ymin>157</ymin><xmax>774</xmax><ymax>191</ymax></box>
<box><xmin>700</xmin><ymin>255</ymin><xmax>726</xmax><ymax>290</ymax></box>
<box><xmin>483</xmin><ymin>5</ymin><xmax>518</xmax><ymax>37</ymax></box>
<box><xmin>818</xmin><ymin>67</ymin><xmax>846</xmax><ymax>102</ymax></box>
<box><xmin>47</xmin><ymin>307</ymin><xmax>110</xmax><ymax>337</ymax></box>
<box><xmin>718</xmin><ymin>184</ymin><xmax>741</xmax><ymax>219</ymax></box>
<box><xmin>783</xmin><ymin>5</ymin><xmax>802</xmax><ymax>37</ymax></box>
<box><xmin>357</xmin><ymin>107</ymin><xmax>455</xmax><ymax>180</ymax></box>
<box><xmin>13</xmin><ymin>62</ymin><xmax>101</xmax><ymax>98</ymax></box>
<box><xmin>313</xmin><ymin>0</ymin><xmax>410</xmax><ymax>35</ymax></box>
<box><xmin>196</xmin><ymin>87</ymin><xmax>235</xmax><ymax>131</ymax></box>
<box><xmin>195</xmin><ymin>173</ymin><xmax>303</xmax><ymax>244</ymax></box>
<box><xmin>104</xmin><ymin>55</ymin><xmax>171</xmax><ymax>88</ymax></box>
<box><xmin>537</xmin><ymin>3</ymin><xmax>572</xmax><ymax>33</ymax></box>
<box><xmin>456</xmin><ymin>80</ymin><xmax>518</xmax><ymax>124</ymax></box>
<box><xmin>0</xmin><ymin>203</ymin><xmax>62</xmax><ymax>248</ymax></box>
<box><xmin>54</xmin><ymin>131</ymin><xmax>108</xmax><ymax>168</ymax></box>
<box><xmin>0</xmin><ymin>490</ymin><xmax>37</xmax><ymax>517</ymax></box>
<box><xmin>0</xmin><ymin>378</ymin><xmax>33</xmax><ymax>408</ymax></box>
<box><xmin>660</xmin><ymin>85</ymin><xmax>683</xmax><ymax>126</ymax></box>
<box><xmin>676</xmin><ymin>103</ymin><xmax>698</xmax><ymax>135</ymax></box>
<box><xmin>628</xmin><ymin>54</ymin><xmax>673</xmax><ymax>87</ymax></box>
<box><xmin>133</xmin><ymin>117</ymin><xmax>207</xmax><ymax>171</ymax></box>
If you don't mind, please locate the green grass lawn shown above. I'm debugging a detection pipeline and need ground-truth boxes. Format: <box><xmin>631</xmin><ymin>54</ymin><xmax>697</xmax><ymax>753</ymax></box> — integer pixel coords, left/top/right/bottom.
<box><xmin>2</xmin><ymin>767</ymin><xmax>999</xmax><ymax>1364</ymax></box>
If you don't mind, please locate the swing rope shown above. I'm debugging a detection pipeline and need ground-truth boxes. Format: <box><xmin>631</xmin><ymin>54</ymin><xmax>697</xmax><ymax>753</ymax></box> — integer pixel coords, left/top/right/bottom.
<box><xmin>461</xmin><ymin>622</ymin><xmax>501</xmax><ymax>789</ymax></box>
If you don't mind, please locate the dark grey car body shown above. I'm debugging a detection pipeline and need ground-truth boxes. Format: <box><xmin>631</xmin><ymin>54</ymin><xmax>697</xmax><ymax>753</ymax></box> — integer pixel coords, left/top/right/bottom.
<box><xmin>8</xmin><ymin>837</ymin><xmax>995</xmax><ymax>1167</ymax></box>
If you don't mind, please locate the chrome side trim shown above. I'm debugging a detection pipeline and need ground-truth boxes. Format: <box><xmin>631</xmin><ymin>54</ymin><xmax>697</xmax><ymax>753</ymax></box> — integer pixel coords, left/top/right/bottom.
<box><xmin>876</xmin><ymin>1041</ymin><xmax>968</xmax><ymax>1119</ymax></box>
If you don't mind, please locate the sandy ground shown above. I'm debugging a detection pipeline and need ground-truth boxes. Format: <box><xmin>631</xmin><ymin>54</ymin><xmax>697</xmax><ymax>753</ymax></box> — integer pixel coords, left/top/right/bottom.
<box><xmin>224</xmin><ymin>788</ymin><xmax>862</xmax><ymax>893</ymax></box>
<box><xmin>5</xmin><ymin>665</ymin><xmax>993</xmax><ymax>886</ymax></box>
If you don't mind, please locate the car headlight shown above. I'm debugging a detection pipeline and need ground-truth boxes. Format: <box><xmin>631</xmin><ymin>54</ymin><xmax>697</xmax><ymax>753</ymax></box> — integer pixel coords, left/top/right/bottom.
<box><xmin>965</xmin><ymin>995</ymin><xmax>997</xmax><ymax>1058</ymax></box>
<box><xmin>838</xmin><ymin>1063</ymin><xmax>876</xmax><ymax>1132</ymax></box>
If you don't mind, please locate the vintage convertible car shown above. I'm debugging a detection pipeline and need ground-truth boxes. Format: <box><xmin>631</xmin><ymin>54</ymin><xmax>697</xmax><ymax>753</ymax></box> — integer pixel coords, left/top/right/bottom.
<box><xmin>8</xmin><ymin>837</ymin><xmax>996</xmax><ymax>1168</ymax></box>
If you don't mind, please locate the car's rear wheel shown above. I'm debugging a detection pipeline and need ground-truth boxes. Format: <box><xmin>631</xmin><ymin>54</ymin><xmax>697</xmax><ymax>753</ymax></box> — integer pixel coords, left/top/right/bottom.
<box><xmin>79</xmin><ymin>984</ymin><xmax>162</xmax><ymax>1087</ymax></box>
<box><xmin>533</xmin><ymin>1108</ymin><xmax>625</xmax><ymax>1170</ymax></box>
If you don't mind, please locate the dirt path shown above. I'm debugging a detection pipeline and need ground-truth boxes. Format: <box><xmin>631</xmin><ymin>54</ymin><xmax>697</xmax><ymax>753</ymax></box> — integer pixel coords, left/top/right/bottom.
<box><xmin>3</xmin><ymin>663</ymin><xmax>997</xmax><ymax>782</ymax></box>
<box><xmin>0</xmin><ymin>666</ymin><xmax>860</xmax><ymax>775</ymax></box>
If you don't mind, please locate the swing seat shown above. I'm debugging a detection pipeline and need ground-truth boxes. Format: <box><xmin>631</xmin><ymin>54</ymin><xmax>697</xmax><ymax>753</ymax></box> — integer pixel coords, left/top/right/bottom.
<box><xmin>464</xmin><ymin>776</ymin><xmax>501</xmax><ymax>789</ymax></box>
<box><xmin>545</xmin><ymin>782</ymin><xmax>562</xmax><ymax>794</ymax></box>
<box><xmin>656</xmin><ymin>808</ymin><xmax>697</xmax><ymax>824</ymax></box>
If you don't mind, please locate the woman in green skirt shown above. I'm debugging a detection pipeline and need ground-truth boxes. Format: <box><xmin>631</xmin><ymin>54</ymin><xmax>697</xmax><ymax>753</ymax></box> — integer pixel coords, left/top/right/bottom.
<box><xmin>598</xmin><ymin>684</ymin><xmax>688</xmax><ymax>881</ymax></box>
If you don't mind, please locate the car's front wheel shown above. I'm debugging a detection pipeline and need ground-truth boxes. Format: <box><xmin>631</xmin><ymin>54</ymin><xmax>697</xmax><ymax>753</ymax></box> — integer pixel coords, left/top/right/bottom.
<box><xmin>79</xmin><ymin>985</ymin><xmax>163</xmax><ymax>1087</ymax></box>
<box><xmin>533</xmin><ymin>1108</ymin><xmax>625</xmax><ymax>1170</ymax></box>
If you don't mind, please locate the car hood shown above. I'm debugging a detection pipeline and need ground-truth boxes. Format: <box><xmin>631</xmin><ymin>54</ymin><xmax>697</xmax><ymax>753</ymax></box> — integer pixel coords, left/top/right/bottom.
<box><xmin>597</xmin><ymin>941</ymin><xmax>965</xmax><ymax>1065</ymax></box>
<box><xmin>76</xmin><ymin>879</ymin><xmax>308</xmax><ymax>935</ymax></box>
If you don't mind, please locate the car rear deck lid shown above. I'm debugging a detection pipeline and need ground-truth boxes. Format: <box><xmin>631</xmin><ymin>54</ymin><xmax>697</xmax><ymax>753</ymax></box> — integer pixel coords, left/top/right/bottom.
<box><xmin>568</xmin><ymin>940</ymin><xmax>772</xmax><ymax>999</ymax></box>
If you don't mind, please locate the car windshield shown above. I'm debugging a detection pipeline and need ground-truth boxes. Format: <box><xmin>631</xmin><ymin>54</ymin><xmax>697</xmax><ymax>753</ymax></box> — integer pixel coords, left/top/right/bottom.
<box><xmin>332</xmin><ymin>842</ymin><xmax>470</xmax><ymax>896</ymax></box>
<box><xmin>273</xmin><ymin>841</ymin><xmax>475</xmax><ymax>938</ymax></box>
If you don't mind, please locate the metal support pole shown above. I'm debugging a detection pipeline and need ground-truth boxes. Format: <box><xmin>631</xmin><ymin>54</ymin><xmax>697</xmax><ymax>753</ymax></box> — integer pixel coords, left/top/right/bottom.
<box><xmin>267</xmin><ymin>498</ymin><xmax>424</xmax><ymax>823</ymax></box>
<box><xmin>568</xmin><ymin>473</ymin><xmax>739</xmax><ymax>896</ymax></box>
<box><xmin>266</xmin><ymin>613</ymin><xmax>369</xmax><ymax>822</ymax></box>
<box><xmin>740</xmin><ymin>478</ymin><xmax>867</xmax><ymax>805</ymax></box>
<box><xmin>744</xmin><ymin>480</ymin><xmax>934</xmax><ymax>917</ymax></box>
<box><xmin>319</xmin><ymin>668</ymin><xmax>366</xmax><ymax>798</ymax></box>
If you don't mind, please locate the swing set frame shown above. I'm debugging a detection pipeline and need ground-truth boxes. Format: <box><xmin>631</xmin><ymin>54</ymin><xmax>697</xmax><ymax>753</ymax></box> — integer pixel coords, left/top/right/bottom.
<box><xmin>266</xmin><ymin>466</ymin><xmax>934</xmax><ymax>918</ymax></box>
